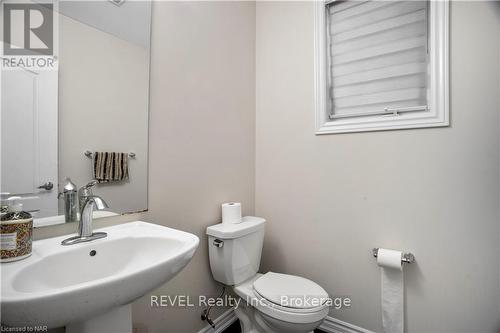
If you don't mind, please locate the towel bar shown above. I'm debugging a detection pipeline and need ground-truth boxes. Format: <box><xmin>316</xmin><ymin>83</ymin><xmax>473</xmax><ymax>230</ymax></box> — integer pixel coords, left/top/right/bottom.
<box><xmin>372</xmin><ymin>248</ymin><xmax>415</xmax><ymax>264</ymax></box>
<box><xmin>84</xmin><ymin>150</ymin><xmax>136</xmax><ymax>158</ymax></box>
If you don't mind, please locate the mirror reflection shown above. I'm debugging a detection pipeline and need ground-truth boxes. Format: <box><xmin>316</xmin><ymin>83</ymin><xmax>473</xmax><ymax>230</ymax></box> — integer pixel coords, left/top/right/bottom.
<box><xmin>1</xmin><ymin>0</ymin><xmax>151</xmax><ymax>227</ymax></box>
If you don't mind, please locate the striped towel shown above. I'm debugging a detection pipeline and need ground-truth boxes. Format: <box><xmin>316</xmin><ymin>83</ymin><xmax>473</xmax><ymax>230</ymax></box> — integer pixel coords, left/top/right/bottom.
<box><xmin>93</xmin><ymin>152</ymin><xmax>129</xmax><ymax>183</ymax></box>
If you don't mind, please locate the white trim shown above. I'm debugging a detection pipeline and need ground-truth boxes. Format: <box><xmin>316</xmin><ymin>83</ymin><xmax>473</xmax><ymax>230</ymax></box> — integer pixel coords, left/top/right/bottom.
<box><xmin>198</xmin><ymin>309</ymin><xmax>374</xmax><ymax>333</ymax></box>
<box><xmin>197</xmin><ymin>308</ymin><xmax>238</xmax><ymax>333</ymax></box>
<box><xmin>319</xmin><ymin>316</ymin><xmax>375</xmax><ymax>333</ymax></box>
<box><xmin>314</xmin><ymin>0</ymin><xmax>450</xmax><ymax>134</ymax></box>
<box><xmin>314</xmin><ymin>0</ymin><xmax>329</xmax><ymax>135</ymax></box>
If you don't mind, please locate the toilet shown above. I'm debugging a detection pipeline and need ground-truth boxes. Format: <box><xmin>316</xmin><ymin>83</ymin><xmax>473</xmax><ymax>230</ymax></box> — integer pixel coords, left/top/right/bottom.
<box><xmin>207</xmin><ymin>217</ymin><xmax>329</xmax><ymax>333</ymax></box>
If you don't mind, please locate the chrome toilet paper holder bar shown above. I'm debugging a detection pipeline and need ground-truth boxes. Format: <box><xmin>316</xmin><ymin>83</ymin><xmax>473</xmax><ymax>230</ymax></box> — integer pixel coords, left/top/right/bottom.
<box><xmin>372</xmin><ymin>248</ymin><xmax>415</xmax><ymax>264</ymax></box>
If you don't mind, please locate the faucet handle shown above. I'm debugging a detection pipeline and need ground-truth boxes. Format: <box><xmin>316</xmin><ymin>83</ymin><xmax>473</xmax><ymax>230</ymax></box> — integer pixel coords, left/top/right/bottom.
<box><xmin>78</xmin><ymin>180</ymin><xmax>98</xmax><ymax>202</ymax></box>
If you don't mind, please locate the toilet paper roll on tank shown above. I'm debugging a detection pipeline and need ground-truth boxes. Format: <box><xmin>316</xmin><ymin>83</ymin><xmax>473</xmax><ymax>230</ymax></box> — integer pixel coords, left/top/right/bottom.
<box><xmin>221</xmin><ymin>202</ymin><xmax>242</xmax><ymax>224</ymax></box>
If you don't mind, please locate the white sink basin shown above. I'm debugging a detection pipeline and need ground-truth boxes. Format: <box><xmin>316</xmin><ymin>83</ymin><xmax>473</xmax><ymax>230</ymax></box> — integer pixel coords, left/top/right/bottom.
<box><xmin>1</xmin><ymin>221</ymin><xmax>199</xmax><ymax>330</ymax></box>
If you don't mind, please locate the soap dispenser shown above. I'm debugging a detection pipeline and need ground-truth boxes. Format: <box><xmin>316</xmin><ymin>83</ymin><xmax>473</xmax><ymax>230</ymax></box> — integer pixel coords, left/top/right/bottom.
<box><xmin>60</xmin><ymin>178</ymin><xmax>78</xmax><ymax>223</ymax></box>
<box><xmin>0</xmin><ymin>197</ymin><xmax>33</xmax><ymax>262</ymax></box>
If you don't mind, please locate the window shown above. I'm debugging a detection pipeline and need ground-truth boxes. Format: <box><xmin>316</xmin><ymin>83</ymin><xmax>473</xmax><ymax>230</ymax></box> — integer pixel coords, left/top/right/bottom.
<box><xmin>314</xmin><ymin>0</ymin><xmax>449</xmax><ymax>134</ymax></box>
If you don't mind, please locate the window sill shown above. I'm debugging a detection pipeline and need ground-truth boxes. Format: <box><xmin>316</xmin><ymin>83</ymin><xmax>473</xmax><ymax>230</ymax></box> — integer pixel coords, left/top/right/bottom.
<box><xmin>315</xmin><ymin>111</ymin><xmax>449</xmax><ymax>135</ymax></box>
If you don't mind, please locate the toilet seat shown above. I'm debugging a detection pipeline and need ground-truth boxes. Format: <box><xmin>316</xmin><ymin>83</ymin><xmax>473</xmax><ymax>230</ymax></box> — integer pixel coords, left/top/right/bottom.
<box><xmin>253</xmin><ymin>272</ymin><xmax>329</xmax><ymax>310</ymax></box>
<box><xmin>253</xmin><ymin>292</ymin><xmax>328</xmax><ymax>314</ymax></box>
<box><xmin>234</xmin><ymin>273</ymin><xmax>330</xmax><ymax>325</ymax></box>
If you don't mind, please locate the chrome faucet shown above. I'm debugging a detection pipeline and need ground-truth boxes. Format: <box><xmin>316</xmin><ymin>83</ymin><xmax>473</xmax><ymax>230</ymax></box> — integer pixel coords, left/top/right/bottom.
<box><xmin>61</xmin><ymin>191</ymin><xmax>109</xmax><ymax>246</ymax></box>
<box><xmin>78</xmin><ymin>180</ymin><xmax>98</xmax><ymax>210</ymax></box>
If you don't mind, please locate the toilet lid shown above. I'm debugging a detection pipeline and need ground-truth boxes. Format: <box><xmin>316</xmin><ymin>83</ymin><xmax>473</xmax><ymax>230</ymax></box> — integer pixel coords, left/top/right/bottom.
<box><xmin>253</xmin><ymin>272</ymin><xmax>329</xmax><ymax>309</ymax></box>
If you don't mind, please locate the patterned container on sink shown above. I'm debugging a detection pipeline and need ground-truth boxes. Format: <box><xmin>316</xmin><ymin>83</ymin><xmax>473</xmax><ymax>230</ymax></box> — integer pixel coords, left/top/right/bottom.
<box><xmin>1</xmin><ymin>211</ymin><xmax>33</xmax><ymax>262</ymax></box>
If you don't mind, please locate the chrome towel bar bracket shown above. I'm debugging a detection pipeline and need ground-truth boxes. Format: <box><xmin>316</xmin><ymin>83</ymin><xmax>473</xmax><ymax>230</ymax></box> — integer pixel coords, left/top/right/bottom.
<box><xmin>372</xmin><ymin>248</ymin><xmax>415</xmax><ymax>264</ymax></box>
<box><xmin>84</xmin><ymin>150</ymin><xmax>136</xmax><ymax>158</ymax></box>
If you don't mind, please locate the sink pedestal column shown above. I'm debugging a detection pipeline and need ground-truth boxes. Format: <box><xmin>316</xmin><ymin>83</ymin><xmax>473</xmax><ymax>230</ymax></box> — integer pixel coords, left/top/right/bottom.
<box><xmin>66</xmin><ymin>304</ymin><xmax>132</xmax><ymax>333</ymax></box>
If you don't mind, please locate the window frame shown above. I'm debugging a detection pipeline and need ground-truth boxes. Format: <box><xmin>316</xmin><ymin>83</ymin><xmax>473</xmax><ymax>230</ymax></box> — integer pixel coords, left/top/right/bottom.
<box><xmin>314</xmin><ymin>0</ymin><xmax>449</xmax><ymax>134</ymax></box>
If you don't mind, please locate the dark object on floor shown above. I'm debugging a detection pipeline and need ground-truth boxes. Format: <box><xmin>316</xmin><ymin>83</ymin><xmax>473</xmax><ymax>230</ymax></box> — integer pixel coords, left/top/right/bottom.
<box><xmin>221</xmin><ymin>320</ymin><xmax>327</xmax><ymax>333</ymax></box>
<box><xmin>222</xmin><ymin>320</ymin><xmax>241</xmax><ymax>333</ymax></box>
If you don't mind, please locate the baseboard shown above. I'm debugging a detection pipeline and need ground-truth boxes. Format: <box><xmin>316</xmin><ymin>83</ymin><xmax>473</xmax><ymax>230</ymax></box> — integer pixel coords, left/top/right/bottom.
<box><xmin>319</xmin><ymin>316</ymin><xmax>375</xmax><ymax>333</ymax></box>
<box><xmin>197</xmin><ymin>308</ymin><xmax>238</xmax><ymax>333</ymax></box>
<box><xmin>196</xmin><ymin>309</ymin><xmax>373</xmax><ymax>333</ymax></box>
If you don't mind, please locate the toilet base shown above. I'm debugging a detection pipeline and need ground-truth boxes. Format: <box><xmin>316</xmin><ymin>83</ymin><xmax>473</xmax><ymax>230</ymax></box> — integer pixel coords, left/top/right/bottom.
<box><xmin>234</xmin><ymin>298</ymin><xmax>319</xmax><ymax>333</ymax></box>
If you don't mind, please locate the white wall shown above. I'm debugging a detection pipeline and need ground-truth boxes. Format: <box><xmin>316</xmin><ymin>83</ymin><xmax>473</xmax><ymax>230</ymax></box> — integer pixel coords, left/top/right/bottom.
<box><xmin>132</xmin><ymin>2</ymin><xmax>256</xmax><ymax>332</ymax></box>
<box><xmin>255</xmin><ymin>1</ymin><xmax>500</xmax><ymax>332</ymax></box>
<box><xmin>58</xmin><ymin>14</ymin><xmax>149</xmax><ymax>214</ymax></box>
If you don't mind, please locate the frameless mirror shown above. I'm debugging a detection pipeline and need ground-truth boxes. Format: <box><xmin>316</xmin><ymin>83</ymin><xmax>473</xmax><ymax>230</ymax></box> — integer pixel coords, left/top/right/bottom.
<box><xmin>1</xmin><ymin>0</ymin><xmax>151</xmax><ymax>227</ymax></box>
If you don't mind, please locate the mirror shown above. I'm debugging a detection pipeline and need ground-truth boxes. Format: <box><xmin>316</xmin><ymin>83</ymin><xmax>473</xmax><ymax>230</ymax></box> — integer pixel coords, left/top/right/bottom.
<box><xmin>1</xmin><ymin>1</ymin><xmax>151</xmax><ymax>227</ymax></box>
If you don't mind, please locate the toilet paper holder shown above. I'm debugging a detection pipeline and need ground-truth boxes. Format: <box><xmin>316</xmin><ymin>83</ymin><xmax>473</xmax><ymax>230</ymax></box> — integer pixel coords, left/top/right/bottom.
<box><xmin>372</xmin><ymin>248</ymin><xmax>415</xmax><ymax>264</ymax></box>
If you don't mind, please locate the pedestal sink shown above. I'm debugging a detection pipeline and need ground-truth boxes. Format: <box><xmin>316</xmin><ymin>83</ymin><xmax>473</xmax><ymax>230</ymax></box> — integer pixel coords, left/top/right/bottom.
<box><xmin>1</xmin><ymin>221</ymin><xmax>199</xmax><ymax>332</ymax></box>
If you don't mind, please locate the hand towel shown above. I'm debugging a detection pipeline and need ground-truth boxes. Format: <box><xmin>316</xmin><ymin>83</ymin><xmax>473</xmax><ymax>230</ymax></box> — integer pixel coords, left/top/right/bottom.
<box><xmin>93</xmin><ymin>152</ymin><xmax>129</xmax><ymax>183</ymax></box>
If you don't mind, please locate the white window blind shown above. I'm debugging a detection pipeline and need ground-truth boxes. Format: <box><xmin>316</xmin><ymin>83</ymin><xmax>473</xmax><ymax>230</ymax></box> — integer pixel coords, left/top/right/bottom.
<box><xmin>326</xmin><ymin>0</ymin><xmax>429</xmax><ymax>119</ymax></box>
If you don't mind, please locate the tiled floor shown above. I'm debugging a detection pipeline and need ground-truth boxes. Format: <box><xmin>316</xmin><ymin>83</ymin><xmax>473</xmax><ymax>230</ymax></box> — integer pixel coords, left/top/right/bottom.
<box><xmin>222</xmin><ymin>320</ymin><xmax>326</xmax><ymax>333</ymax></box>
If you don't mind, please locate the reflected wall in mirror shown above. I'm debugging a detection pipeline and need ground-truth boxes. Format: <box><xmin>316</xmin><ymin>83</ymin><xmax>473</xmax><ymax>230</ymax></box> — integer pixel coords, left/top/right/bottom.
<box><xmin>1</xmin><ymin>0</ymin><xmax>151</xmax><ymax>227</ymax></box>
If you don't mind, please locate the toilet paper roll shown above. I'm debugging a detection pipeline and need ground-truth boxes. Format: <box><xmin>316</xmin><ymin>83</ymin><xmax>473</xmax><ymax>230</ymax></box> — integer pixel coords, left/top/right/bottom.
<box><xmin>377</xmin><ymin>248</ymin><xmax>403</xmax><ymax>271</ymax></box>
<box><xmin>377</xmin><ymin>248</ymin><xmax>404</xmax><ymax>333</ymax></box>
<box><xmin>221</xmin><ymin>202</ymin><xmax>242</xmax><ymax>224</ymax></box>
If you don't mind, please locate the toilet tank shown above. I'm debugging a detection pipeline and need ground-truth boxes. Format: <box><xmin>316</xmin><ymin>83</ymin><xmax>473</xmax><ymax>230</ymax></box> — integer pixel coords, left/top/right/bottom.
<box><xmin>206</xmin><ymin>216</ymin><xmax>265</xmax><ymax>285</ymax></box>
